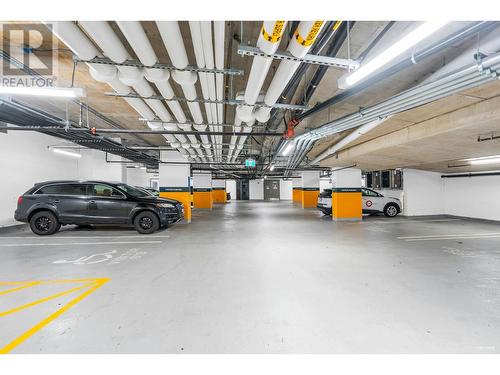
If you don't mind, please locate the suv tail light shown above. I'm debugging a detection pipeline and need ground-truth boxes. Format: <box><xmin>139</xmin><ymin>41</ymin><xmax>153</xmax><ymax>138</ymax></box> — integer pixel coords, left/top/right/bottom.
<box><xmin>17</xmin><ymin>196</ymin><xmax>23</xmax><ymax>206</ymax></box>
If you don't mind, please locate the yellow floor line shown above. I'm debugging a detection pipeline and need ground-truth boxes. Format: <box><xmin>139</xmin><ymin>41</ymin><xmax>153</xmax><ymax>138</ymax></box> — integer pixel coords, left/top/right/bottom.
<box><xmin>0</xmin><ymin>283</ymin><xmax>94</xmax><ymax>317</ymax></box>
<box><xmin>0</xmin><ymin>278</ymin><xmax>109</xmax><ymax>354</ymax></box>
<box><xmin>0</xmin><ymin>281</ymin><xmax>42</xmax><ymax>296</ymax></box>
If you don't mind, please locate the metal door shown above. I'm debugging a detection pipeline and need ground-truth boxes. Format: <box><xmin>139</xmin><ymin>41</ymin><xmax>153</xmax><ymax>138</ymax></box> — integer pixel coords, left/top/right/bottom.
<box><xmin>236</xmin><ymin>179</ymin><xmax>249</xmax><ymax>200</ymax></box>
<box><xmin>264</xmin><ymin>180</ymin><xmax>280</xmax><ymax>200</ymax></box>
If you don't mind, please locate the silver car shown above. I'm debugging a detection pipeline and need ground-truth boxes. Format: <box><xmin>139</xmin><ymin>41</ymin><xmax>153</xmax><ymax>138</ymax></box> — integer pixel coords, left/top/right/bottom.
<box><xmin>317</xmin><ymin>188</ymin><xmax>402</xmax><ymax>217</ymax></box>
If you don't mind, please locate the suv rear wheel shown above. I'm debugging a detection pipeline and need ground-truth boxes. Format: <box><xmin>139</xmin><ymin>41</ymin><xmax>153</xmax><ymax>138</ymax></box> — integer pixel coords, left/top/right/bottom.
<box><xmin>30</xmin><ymin>211</ymin><xmax>61</xmax><ymax>235</ymax></box>
<box><xmin>134</xmin><ymin>211</ymin><xmax>160</xmax><ymax>234</ymax></box>
<box><xmin>384</xmin><ymin>203</ymin><xmax>399</xmax><ymax>217</ymax></box>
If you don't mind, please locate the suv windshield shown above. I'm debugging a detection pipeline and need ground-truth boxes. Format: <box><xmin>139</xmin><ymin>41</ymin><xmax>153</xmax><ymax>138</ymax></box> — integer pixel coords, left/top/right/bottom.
<box><xmin>115</xmin><ymin>184</ymin><xmax>152</xmax><ymax>198</ymax></box>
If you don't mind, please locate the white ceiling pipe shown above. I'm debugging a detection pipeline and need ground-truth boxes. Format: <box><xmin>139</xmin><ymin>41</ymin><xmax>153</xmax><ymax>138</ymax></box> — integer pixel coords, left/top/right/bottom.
<box><xmin>311</xmin><ymin>117</ymin><xmax>390</xmax><ymax>164</ymax></box>
<box><xmin>227</xmin><ymin>96</ymin><xmax>244</xmax><ymax>151</ymax></box>
<box><xmin>50</xmin><ymin>21</ymin><xmax>98</xmax><ymax>60</ymax></box>
<box><xmin>244</xmin><ymin>21</ymin><xmax>287</xmax><ymax>105</ymax></box>
<box><xmin>201</xmin><ymin>21</ymin><xmax>220</xmax><ymax>159</ymax></box>
<box><xmin>214</xmin><ymin>21</ymin><xmax>225</xmax><ymax>125</ymax></box>
<box><xmin>125</xmin><ymin>98</ymin><xmax>155</xmax><ymax>121</ymax></box>
<box><xmin>255</xmin><ymin>21</ymin><xmax>325</xmax><ymax>122</ymax></box>
<box><xmin>188</xmin><ymin>21</ymin><xmax>214</xmax><ymax>125</ymax></box>
<box><xmin>116</xmin><ymin>21</ymin><xmax>157</xmax><ymax>66</ymax></box>
<box><xmin>50</xmin><ymin>22</ymin><xmax>116</xmax><ymax>80</ymax></box>
<box><xmin>236</xmin><ymin>21</ymin><xmax>287</xmax><ymax>123</ymax></box>
<box><xmin>156</xmin><ymin>21</ymin><xmax>205</xmax><ymax>125</ymax></box>
<box><xmin>50</xmin><ymin>22</ymin><xmax>164</xmax><ymax>134</ymax></box>
<box><xmin>189</xmin><ymin>22</ymin><xmax>216</xmax><ymax>160</ymax></box>
<box><xmin>79</xmin><ymin>21</ymin><xmax>180</xmax><ymax>131</ymax></box>
<box><xmin>146</xmin><ymin>121</ymin><xmax>164</xmax><ymax>131</ymax></box>
<box><xmin>163</xmin><ymin>123</ymin><xmax>188</xmax><ymax>145</ymax></box>
<box><xmin>79</xmin><ymin>21</ymin><xmax>129</xmax><ymax>63</ymax></box>
<box><xmin>145</xmin><ymin>75</ymin><xmax>188</xmax><ymax>123</ymax></box>
<box><xmin>232</xmin><ymin>125</ymin><xmax>251</xmax><ymax>161</ymax></box>
<box><xmin>200</xmin><ymin>21</ymin><xmax>219</xmax><ymax>125</ymax></box>
<box><xmin>154</xmin><ymin>22</ymin><xmax>208</xmax><ymax>155</ymax></box>
<box><xmin>122</xmin><ymin>75</ymin><xmax>174</xmax><ymax>123</ymax></box>
<box><xmin>178</xmin><ymin>123</ymin><xmax>200</xmax><ymax>147</ymax></box>
<box><xmin>288</xmin><ymin>57</ymin><xmax>500</xmax><ymax>168</ymax></box>
<box><xmin>214</xmin><ymin>21</ymin><xmax>225</xmax><ymax>161</ymax></box>
<box><xmin>232</xmin><ymin>96</ymin><xmax>259</xmax><ymax>158</ymax></box>
<box><xmin>116</xmin><ymin>21</ymin><xmax>194</xmax><ymax>127</ymax></box>
<box><xmin>423</xmin><ymin>25</ymin><xmax>500</xmax><ymax>84</ymax></box>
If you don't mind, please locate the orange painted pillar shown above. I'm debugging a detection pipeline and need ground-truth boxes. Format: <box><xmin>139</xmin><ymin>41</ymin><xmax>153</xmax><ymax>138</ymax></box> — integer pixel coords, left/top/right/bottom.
<box><xmin>212</xmin><ymin>179</ymin><xmax>227</xmax><ymax>203</ymax></box>
<box><xmin>331</xmin><ymin>168</ymin><xmax>362</xmax><ymax>221</ymax></box>
<box><xmin>193</xmin><ymin>173</ymin><xmax>213</xmax><ymax>209</ymax></box>
<box><xmin>292</xmin><ymin>176</ymin><xmax>302</xmax><ymax>203</ymax></box>
<box><xmin>300</xmin><ymin>171</ymin><xmax>320</xmax><ymax>209</ymax></box>
<box><xmin>331</xmin><ymin>188</ymin><xmax>362</xmax><ymax>221</ymax></box>
<box><xmin>301</xmin><ymin>188</ymin><xmax>320</xmax><ymax>208</ymax></box>
<box><xmin>159</xmin><ymin>151</ymin><xmax>192</xmax><ymax>223</ymax></box>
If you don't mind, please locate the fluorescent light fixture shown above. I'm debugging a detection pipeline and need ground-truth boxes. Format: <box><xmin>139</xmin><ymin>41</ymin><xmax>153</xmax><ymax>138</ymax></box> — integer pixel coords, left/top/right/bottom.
<box><xmin>467</xmin><ymin>155</ymin><xmax>500</xmax><ymax>165</ymax></box>
<box><xmin>0</xmin><ymin>86</ymin><xmax>85</xmax><ymax>98</ymax></box>
<box><xmin>52</xmin><ymin>148</ymin><xmax>82</xmax><ymax>158</ymax></box>
<box><xmin>270</xmin><ymin>164</ymin><xmax>275</xmax><ymax>171</ymax></box>
<box><xmin>343</xmin><ymin>21</ymin><xmax>448</xmax><ymax>87</ymax></box>
<box><xmin>281</xmin><ymin>141</ymin><xmax>295</xmax><ymax>156</ymax></box>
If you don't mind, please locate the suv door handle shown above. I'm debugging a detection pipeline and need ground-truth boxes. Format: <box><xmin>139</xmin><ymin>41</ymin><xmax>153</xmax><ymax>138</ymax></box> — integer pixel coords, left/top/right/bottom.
<box><xmin>89</xmin><ymin>200</ymin><xmax>96</xmax><ymax>204</ymax></box>
<box><xmin>53</xmin><ymin>200</ymin><xmax>60</xmax><ymax>203</ymax></box>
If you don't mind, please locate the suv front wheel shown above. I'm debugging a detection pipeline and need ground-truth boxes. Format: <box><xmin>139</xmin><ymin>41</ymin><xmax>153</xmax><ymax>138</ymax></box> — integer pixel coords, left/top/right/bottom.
<box><xmin>134</xmin><ymin>211</ymin><xmax>160</xmax><ymax>234</ymax></box>
<box><xmin>30</xmin><ymin>211</ymin><xmax>61</xmax><ymax>235</ymax></box>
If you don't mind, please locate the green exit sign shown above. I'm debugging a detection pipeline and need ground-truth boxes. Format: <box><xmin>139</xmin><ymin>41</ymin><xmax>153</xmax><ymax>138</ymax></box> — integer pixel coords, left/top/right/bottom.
<box><xmin>245</xmin><ymin>159</ymin><xmax>256</xmax><ymax>167</ymax></box>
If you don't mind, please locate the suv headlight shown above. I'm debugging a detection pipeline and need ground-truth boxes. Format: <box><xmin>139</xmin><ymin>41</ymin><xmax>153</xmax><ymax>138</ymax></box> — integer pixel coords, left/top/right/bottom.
<box><xmin>156</xmin><ymin>203</ymin><xmax>175</xmax><ymax>210</ymax></box>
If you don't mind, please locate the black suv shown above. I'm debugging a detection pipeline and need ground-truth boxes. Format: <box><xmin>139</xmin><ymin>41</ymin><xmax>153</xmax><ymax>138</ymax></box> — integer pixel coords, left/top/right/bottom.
<box><xmin>15</xmin><ymin>181</ymin><xmax>184</xmax><ymax>235</ymax></box>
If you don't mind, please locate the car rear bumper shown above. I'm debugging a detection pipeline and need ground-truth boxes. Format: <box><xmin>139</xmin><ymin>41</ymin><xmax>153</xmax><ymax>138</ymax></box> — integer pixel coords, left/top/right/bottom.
<box><xmin>14</xmin><ymin>210</ymin><xmax>28</xmax><ymax>223</ymax></box>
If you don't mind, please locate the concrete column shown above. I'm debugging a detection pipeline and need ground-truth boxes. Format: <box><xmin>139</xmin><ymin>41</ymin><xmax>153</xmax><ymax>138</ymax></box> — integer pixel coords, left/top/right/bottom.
<box><xmin>292</xmin><ymin>176</ymin><xmax>302</xmax><ymax>203</ymax></box>
<box><xmin>300</xmin><ymin>171</ymin><xmax>320</xmax><ymax>208</ymax></box>
<box><xmin>193</xmin><ymin>172</ymin><xmax>213</xmax><ymax>209</ymax></box>
<box><xmin>331</xmin><ymin>168</ymin><xmax>362</xmax><ymax>221</ymax></box>
<box><xmin>159</xmin><ymin>151</ymin><xmax>192</xmax><ymax>223</ymax></box>
<box><xmin>212</xmin><ymin>179</ymin><xmax>227</xmax><ymax>203</ymax></box>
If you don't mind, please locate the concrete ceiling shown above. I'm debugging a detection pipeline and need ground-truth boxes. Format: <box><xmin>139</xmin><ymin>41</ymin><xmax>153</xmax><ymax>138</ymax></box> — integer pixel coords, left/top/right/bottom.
<box><xmin>2</xmin><ymin>21</ymin><xmax>499</xmax><ymax>173</ymax></box>
<box><xmin>319</xmin><ymin>81</ymin><xmax>500</xmax><ymax>173</ymax></box>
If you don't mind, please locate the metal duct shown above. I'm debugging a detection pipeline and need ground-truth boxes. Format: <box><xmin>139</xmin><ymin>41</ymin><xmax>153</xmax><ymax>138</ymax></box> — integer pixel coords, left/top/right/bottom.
<box><xmin>285</xmin><ymin>51</ymin><xmax>500</xmax><ymax>172</ymax></box>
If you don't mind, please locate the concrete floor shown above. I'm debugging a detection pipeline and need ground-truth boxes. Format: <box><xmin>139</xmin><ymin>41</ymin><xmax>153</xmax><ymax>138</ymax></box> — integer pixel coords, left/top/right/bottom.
<box><xmin>0</xmin><ymin>200</ymin><xmax>499</xmax><ymax>353</ymax></box>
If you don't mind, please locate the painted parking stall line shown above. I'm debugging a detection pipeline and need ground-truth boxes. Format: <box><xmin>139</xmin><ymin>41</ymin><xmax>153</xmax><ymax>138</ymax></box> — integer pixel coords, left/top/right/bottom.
<box><xmin>0</xmin><ymin>235</ymin><xmax>170</xmax><ymax>239</ymax></box>
<box><xmin>398</xmin><ymin>232</ymin><xmax>500</xmax><ymax>241</ymax></box>
<box><xmin>0</xmin><ymin>241</ymin><xmax>163</xmax><ymax>247</ymax></box>
<box><xmin>346</xmin><ymin>219</ymin><xmax>461</xmax><ymax>225</ymax></box>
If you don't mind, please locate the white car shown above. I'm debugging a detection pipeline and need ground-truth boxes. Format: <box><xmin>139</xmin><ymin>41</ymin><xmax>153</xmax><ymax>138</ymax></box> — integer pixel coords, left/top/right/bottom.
<box><xmin>317</xmin><ymin>188</ymin><xmax>402</xmax><ymax>217</ymax></box>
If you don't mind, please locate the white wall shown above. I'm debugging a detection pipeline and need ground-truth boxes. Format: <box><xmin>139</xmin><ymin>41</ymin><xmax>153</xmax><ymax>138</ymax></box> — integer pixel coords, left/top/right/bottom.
<box><xmin>127</xmin><ymin>168</ymin><xmax>157</xmax><ymax>188</ymax></box>
<box><xmin>249</xmin><ymin>179</ymin><xmax>264</xmax><ymax>200</ymax></box>
<box><xmin>332</xmin><ymin>168</ymin><xmax>362</xmax><ymax>188</ymax></box>
<box><xmin>443</xmin><ymin>174</ymin><xmax>500</xmax><ymax>221</ymax></box>
<box><xmin>301</xmin><ymin>171</ymin><xmax>320</xmax><ymax>188</ymax></box>
<box><xmin>193</xmin><ymin>172</ymin><xmax>212</xmax><ymax>188</ymax></box>
<box><xmin>403</xmin><ymin>169</ymin><xmax>444</xmax><ymax>216</ymax></box>
<box><xmin>0</xmin><ymin>131</ymin><xmax>125</xmax><ymax>227</ymax></box>
<box><xmin>320</xmin><ymin>177</ymin><xmax>332</xmax><ymax>192</ymax></box>
<box><xmin>226</xmin><ymin>180</ymin><xmax>237</xmax><ymax>201</ymax></box>
<box><xmin>78</xmin><ymin>149</ymin><xmax>125</xmax><ymax>182</ymax></box>
<box><xmin>279</xmin><ymin>179</ymin><xmax>293</xmax><ymax>200</ymax></box>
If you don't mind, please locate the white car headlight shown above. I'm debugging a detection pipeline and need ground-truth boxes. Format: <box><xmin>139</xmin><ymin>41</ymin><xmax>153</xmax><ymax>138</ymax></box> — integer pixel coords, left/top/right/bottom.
<box><xmin>156</xmin><ymin>203</ymin><xmax>175</xmax><ymax>209</ymax></box>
